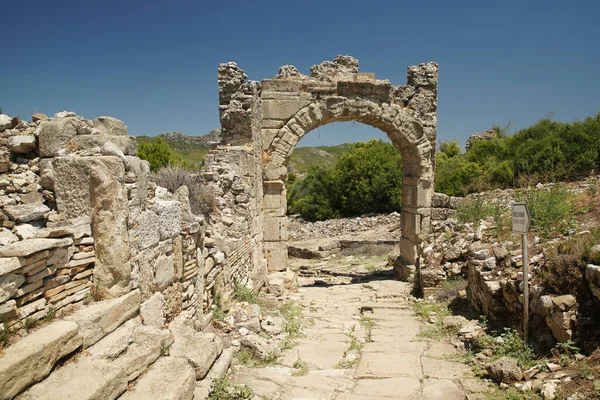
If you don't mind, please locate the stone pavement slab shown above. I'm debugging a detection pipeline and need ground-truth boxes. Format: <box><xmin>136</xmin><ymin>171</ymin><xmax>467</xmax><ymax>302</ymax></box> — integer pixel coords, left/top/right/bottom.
<box><xmin>353</xmin><ymin>377</ymin><xmax>422</xmax><ymax>399</ymax></box>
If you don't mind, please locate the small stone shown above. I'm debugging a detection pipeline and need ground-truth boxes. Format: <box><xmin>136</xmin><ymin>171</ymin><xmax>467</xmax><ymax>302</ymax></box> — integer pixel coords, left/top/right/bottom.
<box><xmin>32</xmin><ymin>113</ymin><xmax>49</xmax><ymax>122</ymax></box>
<box><xmin>547</xmin><ymin>363</ymin><xmax>561</xmax><ymax>372</ymax></box>
<box><xmin>239</xmin><ymin>327</ymin><xmax>250</xmax><ymax>336</ymax></box>
<box><xmin>8</xmin><ymin>136</ymin><xmax>36</xmax><ymax>154</ymax></box>
<box><xmin>486</xmin><ymin>357</ymin><xmax>523</xmax><ymax>383</ymax></box>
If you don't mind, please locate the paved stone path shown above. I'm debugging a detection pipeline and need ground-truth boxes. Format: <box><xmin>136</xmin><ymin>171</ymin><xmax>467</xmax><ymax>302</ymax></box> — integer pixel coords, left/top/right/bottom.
<box><xmin>230</xmin><ymin>273</ymin><xmax>490</xmax><ymax>400</ymax></box>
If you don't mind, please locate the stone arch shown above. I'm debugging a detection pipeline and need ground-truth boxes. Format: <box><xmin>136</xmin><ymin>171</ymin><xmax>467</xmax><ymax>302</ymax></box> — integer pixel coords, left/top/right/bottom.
<box><xmin>260</xmin><ymin>56</ymin><xmax>438</xmax><ymax>276</ymax></box>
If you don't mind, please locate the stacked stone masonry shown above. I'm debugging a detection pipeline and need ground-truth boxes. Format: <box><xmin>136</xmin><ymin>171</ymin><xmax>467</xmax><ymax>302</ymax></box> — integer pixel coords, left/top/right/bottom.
<box><xmin>228</xmin><ymin>55</ymin><xmax>439</xmax><ymax>274</ymax></box>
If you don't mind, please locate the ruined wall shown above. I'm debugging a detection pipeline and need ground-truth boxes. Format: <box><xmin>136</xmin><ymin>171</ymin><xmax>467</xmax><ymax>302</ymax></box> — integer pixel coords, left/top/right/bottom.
<box><xmin>0</xmin><ymin>112</ymin><xmax>211</xmax><ymax>334</ymax></box>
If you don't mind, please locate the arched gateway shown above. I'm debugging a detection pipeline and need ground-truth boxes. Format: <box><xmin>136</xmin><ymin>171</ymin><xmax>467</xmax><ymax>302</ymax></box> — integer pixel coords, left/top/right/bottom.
<box><xmin>216</xmin><ymin>56</ymin><xmax>438</xmax><ymax>280</ymax></box>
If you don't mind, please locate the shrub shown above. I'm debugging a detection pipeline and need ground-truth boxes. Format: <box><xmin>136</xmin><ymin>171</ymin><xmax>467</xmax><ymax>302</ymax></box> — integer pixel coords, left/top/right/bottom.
<box><xmin>519</xmin><ymin>185</ymin><xmax>574</xmax><ymax>239</ymax></box>
<box><xmin>152</xmin><ymin>165</ymin><xmax>217</xmax><ymax>216</ymax></box>
<box><xmin>138</xmin><ymin>137</ymin><xmax>174</xmax><ymax>171</ymax></box>
<box><xmin>456</xmin><ymin>195</ymin><xmax>494</xmax><ymax>225</ymax></box>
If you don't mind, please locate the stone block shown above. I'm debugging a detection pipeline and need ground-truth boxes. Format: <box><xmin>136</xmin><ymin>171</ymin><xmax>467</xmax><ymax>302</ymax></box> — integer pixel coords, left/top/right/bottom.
<box><xmin>264</xmin><ymin>241</ymin><xmax>287</xmax><ymax>272</ymax></box>
<box><xmin>53</xmin><ymin>156</ymin><xmax>124</xmax><ymax>219</ymax></box>
<box><xmin>0</xmin><ymin>257</ymin><xmax>23</xmax><ymax>276</ymax></box>
<box><xmin>156</xmin><ymin>200</ymin><xmax>182</xmax><ymax>240</ymax></box>
<box><xmin>0</xmin><ymin>272</ymin><xmax>25</xmax><ymax>302</ymax></box>
<box><xmin>92</xmin><ymin>116</ymin><xmax>128</xmax><ymax>136</ymax></box>
<box><xmin>70</xmin><ymin>135</ymin><xmax>137</xmax><ymax>155</ymax></box>
<box><xmin>8</xmin><ymin>135</ymin><xmax>36</xmax><ymax>154</ymax></box>
<box><xmin>0</xmin><ymin>320</ymin><xmax>82</xmax><ymax>400</ymax></box>
<box><xmin>261</xmin><ymin>79</ymin><xmax>303</xmax><ymax>93</ymax></box>
<box><xmin>3</xmin><ymin>203</ymin><xmax>50</xmax><ymax>223</ymax></box>
<box><xmin>170</xmin><ymin>326</ymin><xmax>220</xmax><ymax>379</ymax></box>
<box><xmin>119</xmin><ymin>357</ymin><xmax>195</xmax><ymax>400</ymax></box>
<box><xmin>37</xmin><ymin>116</ymin><xmax>79</xmax><ymax>157</ymax></box>
<box><xmin>0</xmin><ymin>147</ymin><xmax>10</xmax><ymax>172</ymax></box>
<box><xmin>140</xmin><ymin>292</ymin><xmax>166</xmax><ymax>328</ymax></box>
<box><xmin>432</xmin><ymin>192</ymin><xmax>450</xmax><ymax>208</ymax></box>
<box><xmin>0</xmin><ymin>237</ymin><xmax>72</xmax><ymax>257</ymax></box>
<box><xmin>134</xmin><ymin>209</ymin><xmax>160</xmax><ymax>249</ymax></box>
<box><xmin>263</xmin><ymin>216</ymin><xmax>287</xmax><ymax>242</ymax></box>
<box><xmin>262</xmin><ymin>99</ymin><xmax>309</xmax><ymax>121</ymax></box>
<box><xmin>65</xmin><ymin>289</ymin><xmax>141</xmax><ymax>348</ymax></box>
<box><xmin>155</xmin><ymin>253</ymin><xmax>175</xmax><ymax>291</ymax></box>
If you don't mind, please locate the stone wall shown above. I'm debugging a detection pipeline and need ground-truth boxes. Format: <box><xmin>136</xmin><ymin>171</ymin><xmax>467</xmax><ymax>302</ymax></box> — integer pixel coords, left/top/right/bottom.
<box><xmin>0</xmin><ymin>111</ymin><xmax>214</xmax><ymax>335</ymax></box>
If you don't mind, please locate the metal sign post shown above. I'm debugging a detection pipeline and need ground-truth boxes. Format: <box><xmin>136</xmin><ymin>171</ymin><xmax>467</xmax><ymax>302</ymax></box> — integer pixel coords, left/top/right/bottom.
<box><xmin>512</xmin><ymin>202</ymin><xmax>530</xmax><ymax>342</ymax></box>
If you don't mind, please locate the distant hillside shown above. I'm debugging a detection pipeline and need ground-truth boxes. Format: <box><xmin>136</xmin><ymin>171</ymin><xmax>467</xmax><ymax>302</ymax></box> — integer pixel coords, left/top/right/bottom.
<box><xmin>136</xmin><ymin>130</ymin><xmax>353</xmax><ymax>173</ymax></box>
<box><xmin>289</xmin><ymin>144</ymin><xmax>353</xmax><ymax>173</ymax></box>
<box><xmin>136</xmin><ymin>129</ymin><xmax>220</xmax><ymax>171</ymax></box>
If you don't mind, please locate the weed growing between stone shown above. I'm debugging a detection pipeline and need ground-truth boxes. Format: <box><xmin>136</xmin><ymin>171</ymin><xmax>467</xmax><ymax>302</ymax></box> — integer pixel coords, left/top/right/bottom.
<box><xmin>279</xmin><ymin>301</ymin><xmax>303</xmax><ymax>339</ymax></box>
<box><xmin>236</xmin><ymin>347</ymin><xmax>278</xmax><ymax>368</ymax></box>
<box><xmin>292</xmin><ymin>359</ymin><xmax>309</xmax><ymax>376</ymax></box>
<box><xmin>234</xmin><ymin>279</ymin><xmax>258</xmax><ymax>304</ymax></box>
<box><xmin>411</xmin><ymin>301</ymin><xmax>459</xmax><ymax>340</ymax></box>
<box><xmin>487</xmin><ymin>387</ymin><xmax>542</xmax><ymax>400</ymax></box>
<box><xmin>359</xmin><ymin>314</ymin><xmax>375</xmax><ymax>343</ymax></box>
<box><xmin>209</xmin><ymin>377</ymin><xmax>253</xmax><ymax>400</ymax></box>
<box><xmin>471</xmin><ymin>328</ymin><xmax>539</xmax><ymax>370</ymax></box>
<box><xmin>337</xmin><ymin>326</ymin><xmax>363</xmax><ymax>369</ymax></box>
<box><xmin>0</xmin><ymin>313</ymin><xmax>9</xmax><ymax>348</ymax></box>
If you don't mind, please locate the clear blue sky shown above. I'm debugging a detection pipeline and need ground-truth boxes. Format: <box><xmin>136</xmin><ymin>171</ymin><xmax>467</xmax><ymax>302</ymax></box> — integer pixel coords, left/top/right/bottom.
<box><xmin>2</xmin><ymin>0</ymin><xmax>599</xmax><ymax>149</ymax></box>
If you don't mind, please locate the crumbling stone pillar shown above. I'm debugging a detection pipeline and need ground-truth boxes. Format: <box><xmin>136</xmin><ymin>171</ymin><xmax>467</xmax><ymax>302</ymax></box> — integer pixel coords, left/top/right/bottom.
<box><xmin>89</xmin><ymin>160</ymin><xmax>131</xmax><ymax>298</ymax></box>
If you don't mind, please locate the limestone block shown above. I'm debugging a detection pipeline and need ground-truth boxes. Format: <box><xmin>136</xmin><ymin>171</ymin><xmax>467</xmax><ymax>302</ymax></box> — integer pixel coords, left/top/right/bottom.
<box><xmin>0</xmin><ymin>320</ymin><xmax>82</xmax><ymax>400</ymax></box>
<box><xmin>8</xmin><ymin>135</ymin><xmax>36</xmax><ymax>154</ymax></box>
<box><xmin>65</xmin><ymin>289</ymin><xmax>141</xmax><ymax>348</ymax></box>
<box><xmin>263</xmin><ymin>216</ymin><xmax>288</xmax><ymax>242</ymax></box>
<box><xmin>140</xmin><ymin>292</ymin><xmax>166</xmax><ymax>328</ymax></box>
<box><xmin>267</xmin><ymin>276</ymin><xmax>285</xmax><ymax>296</ymax></box>
<box><xmin>0</xmin><ymin>147</ymin><xmax>10</xmax><ymax>172</ymax></box>
<box><xmin>0</xmin><ymin>237</ymin><xmax>72</xmax><ymax>257</ymax></box>
<box><xmin>407</xmin><ymin>62</ymin><xmax>439</xmax><ymax>87</ymax></box>
<box><xmin>155</xmin><ymin>253</ymin><xmax>175</xmax><ymax>291</ymax></box>
<box><xmin>170</xmin><ymin>326</ymin><xmax>220</xmax><ymax>379</ymax></box>
<box><xmin>92</xmin><ymin>116</ymin><xmax>128</xmax><ymax>136</ymax></box>
<box><xmin>261</xmin><ymin>79</ymin><xmax>303</xmax><ymax>93</ymax></box>
<box><xmin>264</xmin><ymin>241</ymin><xmax>287</xmax><ymax>272</ymax></box>
<box><xmin>70</xmin><ymin>135</ymin><xmax>137</xmax><ymax>155</ymax></box>
<box><xmin>0</xmin><ymin>257</ymin><xmax>22</xmax><ymax>276</ymax></box>
<box><xmin>134</xmin><ymin>210</ymin><xmax>161</xmax><ymax>250</ymax></box>
<box><xmin>53</xmin><ymin>156</ymin><xmax>125</xmax><ymax>219</ymax></box>
<box><xmin>0</xmin><ymin>228</ymin><xmax>19</xmax><ymax>246</ymax></box>
<box><xmin>3</xmin><ymin>203</ymin><xmax>50</xmax><ymax>223</ymax></box>
<box><xmin>90</xmin><ymin>163</ymin><xmax>131</xmax><ymax>298</ymax></box>
<box><xmin>262</xmin><ymin>99</ymin><xmax>309</xmax><ymax>121</ymax></box>
<box><xmin>0</xmin><ymin>272</ymin><xmax>25</xmax><ymax>302</ymax></box>
<box><xmin>586</xmin><ymin>264</ymin><xmax>600</xmax><ymax>301</ymax></box>
<box><xmin>38</xmin><ymin>158</ymin><xmax>54</xmax><ymax>190</ymax></box>
<box><xmin>37</xmin><ymin>116</ymin><xmax>79</xmax><ymax>157</ymax></box>
<box><xmin>432</xmin><ymin>192</ymin><xmax>450</xmax><ymax>208</ymax></box>
<box><xmin>18</xmin><ymin>357</ymin><xmax>128</xmax><ymax>400</ymax></box>
<box><xmin>0</xmin><ymin>114</ymin><xmax>12</xmax><ymax>131</ymax></box>
<box><xmin>32</xmin><ymin>113</ymin><xmax>48</xmax><ymax>122</ymax></box>
<box><xmin>119</xmin><ymin>357</ymin><xmax>195</xmax><ymax>400</ymax></box>
<box><xmin>156</xmin><ymin>200</ymin><xmax>182</xmax><ymax>240</ymax></box>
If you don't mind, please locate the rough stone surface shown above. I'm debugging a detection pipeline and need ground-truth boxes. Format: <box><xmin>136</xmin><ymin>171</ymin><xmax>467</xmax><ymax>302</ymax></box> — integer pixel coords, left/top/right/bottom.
<box><xmin>120</xmin><ymin>357</ymin><xmax>195</xmax><ymax>400</ymax></box>
<box><xmin>0</xmin><ymin>272</ymin><xmax>25</xmax><ymax>302</ymax></box>
<box><xmin>140</xmin><ymin>292</ymin><xmax>166</xmax><ymax>328</ymax></box>
<box><xmin>89</xmin><ymin>162</ymin><xmax>131</xmax><ymax>297</ymax></box>
<box><xmin>8</xmin><ymin>135</ymin><xmax>36</xmax><ymax>153</ymax></box>
<box><xmin>0</xmin><ymin>320</ymin><xmax>82</xmax><ymax>400</ymax></box>
<box><xmin>3</xmin><ymin>203</ymin><xmax>50</xmax><ymax>223</ymax></box>
<box><xmin>92</xmin><ymin>116</ymin><xmax>128</xmax><ymax>136</ymax></box>
<box><xmin>37</xmin><ymin>116</ymin><xmax>79</xmax><ymax>157</ymax></box>
<box><xmin>485</xmin><ymin>357</ymin><xmax>522</xmax><ymax>383</ymax></box>
<box><xmin>170</xmin><ymin>326</ymin><xmax>220</xmax><ymax>379</ymax></box>
<box><xmin>65</xmin><ymin>289</ymin><xmax>141</xmax><ymax>348</ymax></box>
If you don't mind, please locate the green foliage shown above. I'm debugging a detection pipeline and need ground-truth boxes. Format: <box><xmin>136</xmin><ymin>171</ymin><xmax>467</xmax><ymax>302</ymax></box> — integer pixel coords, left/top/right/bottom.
<box><xmin>436</xmin><ymin>113</ymin><xmax>600</xmax><ymax>196</ymax></box>
<box><xmin>472</xmin><ymin>328</ymin><xmax>538</xmax><ymax>369</ymax></box>
<box><xmin>292</xmin><ymin>359</ymin><xmax>309</xmax><ymax>376</ymax></box>
<box><xmin>439</xmin><ymin>139</ymin><xmax>462</xmax><ymax>158</ymax></box>
<box><xmin>519</xmin><ymin>185</ymin><xmax>574</xmax><ymax>239</ymax></box>
<box><xmin>209</xmin><ymin>377</ymin><xmax>253</xmax><ymax>400</ymax></box>
<box><xmin>411</xmin><ymin>301</ymin><xmax>459</xmax><ymax>340</ymax></box>
<box><xmin>287</xmin><ymin>139</ymin><xmax>402</xmax><ymax>221</ymax></box>
<box><xmin>488</xmin><ymin>387</ymin><xmax>542</xmax><ymax>400</ymax></box>
<box><xmin>234</xmin><ymin>280</ymin><xmax>257</xmax><ymax>304</ymax></box>
<box><xmin>456</xmin><ymin>195</ymin><xmax>494</xmax><ymax>225</ymax></box>
<box><xmin>279</xmin><ymin>301</ymin><xmax>303</xmax><ymax>339</ymax></box>
<box><xmin>137</xmin><ymin>137</ymin><xmax>176</xmax><ymax>171</ymax></box>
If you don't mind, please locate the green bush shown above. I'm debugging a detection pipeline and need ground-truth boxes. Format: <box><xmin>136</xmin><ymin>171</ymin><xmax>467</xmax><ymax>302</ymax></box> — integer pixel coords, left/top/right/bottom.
<box><xmin>519</xmin><ymin>185</ymin><xmax>574</xmax><ymax>239</ymax></box>
<box><xmin>456</xmin><ymin>195</ymin><xmax>494</xmax><ymax>225</ymax></box>
<box><xmin>138</xmin><ymin>137</ymin><xmax>175</xmax><ymax>171</ymax></box>
<box><xmin>287</xmin><ymin>139</ymin><xmax>402</xmax><ymax>221</ymax></box>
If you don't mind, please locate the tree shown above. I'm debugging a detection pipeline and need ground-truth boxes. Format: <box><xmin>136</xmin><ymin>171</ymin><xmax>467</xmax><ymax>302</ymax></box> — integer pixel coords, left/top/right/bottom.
<box><xmin>439</xmin><ymin>139</ymin><xmax>461</xmax><ymax>158</ymax></box>
<box><xmin>137</xmin><ymin>137</ymin><xmax>173</xmax><ymax>171</ymax></box>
